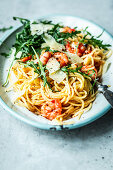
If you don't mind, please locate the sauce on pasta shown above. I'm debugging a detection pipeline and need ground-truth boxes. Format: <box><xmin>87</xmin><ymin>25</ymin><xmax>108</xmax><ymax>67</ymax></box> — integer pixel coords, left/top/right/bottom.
<box><xmin>4</xmin><ymin>17</ymin><xmax>111</xmax><ymax>122</ymax></box>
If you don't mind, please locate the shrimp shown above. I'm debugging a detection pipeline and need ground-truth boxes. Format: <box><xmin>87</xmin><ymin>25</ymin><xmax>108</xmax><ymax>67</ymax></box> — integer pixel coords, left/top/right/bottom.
<box><xmin>53</xmin><ymin>52</ymin><xmax>68</xmax><ymax>67</ymax></box>
<box><xmin>60</xmin><ymin>26</ymin><xmax>75</xmax><ymax>33</ymax></box>
<box><xmin>41</xmin><ymin>99</ymin><xmax>62</xmax><ymax>120</ymax></box>
<box><xmin>40</xmin><ymin>52</ymin><xmax>51</xmax><ymax>65</ymax></box>
<box><xmin>66</xmin><ymin>42</ymin><xmax>86</xmax><ymax>57</ymax></box>
<box><xmin>21</xmin><ymin>55</ymin><xmax>32</xmax><ymax>62</ymax></box>
<box><xmin>81</xmin><ymin>65</ymin><xmax>97</xmax><ymax>80</ymax></box>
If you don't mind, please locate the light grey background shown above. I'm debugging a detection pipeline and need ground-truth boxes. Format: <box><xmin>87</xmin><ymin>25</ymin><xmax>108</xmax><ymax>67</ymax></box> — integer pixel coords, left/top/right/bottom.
<box><xmin>0</xmin><ymin>0</ymin><xmax>113</xmax><ymax>170</ymax></box>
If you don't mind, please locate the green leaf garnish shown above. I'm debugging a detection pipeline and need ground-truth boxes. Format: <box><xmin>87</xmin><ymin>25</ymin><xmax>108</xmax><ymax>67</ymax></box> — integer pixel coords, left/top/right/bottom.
<box><xmin>2</xmin><ymin>49</ymin><xmax>16</xmax><ymax>87</ymax></box>
<box><xmin>80</xmin><ymin>28</ymin><xmax>111</xmax><ymax>50</ymax></box>
<box><xmin>0</xmin><ymin>26</ymin><xmax>13</xmax><ymax>32</ymax></box>
<box><xmin>0</xmin><ymin>52</ymin><xmax>10</xmax><ymax>57</ymax></box>
<box><xmin>32</xmin><ymin>47</ymin><xmax>51</xmax><ymax>88</ymax></box>
<box><xmin>61</xmin><ymin>65</ymin><xmax>97</xmax><ymax>91</ymax></box>
<box><xmin>13</xmin><ymin>17</ymin><xmax>30</xmax><ymax>24</ymax></box>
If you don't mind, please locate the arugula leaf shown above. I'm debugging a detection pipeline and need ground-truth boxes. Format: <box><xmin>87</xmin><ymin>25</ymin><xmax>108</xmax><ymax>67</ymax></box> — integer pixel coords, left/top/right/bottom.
<box><xmin>3</xmin><ymin>17</ymin><xmax>111</xmax><ymax>90</ymax></box>
<box><xmin>61</xmin><ymin>64</ymin><xmax>71</xmax><ymax>75</ymax></box>
<box><xmin>13</xmin><ymin>17</ymin><xmax>44</xmax><ymax>58</ymax></box>
<box><xmin>61</xmin><ymin>65</ymin><xmax>84</xmax><ymax>76</ymax></box>
<box><xmin>96</xmin><ymin>29</ymin><xmax>104</xmax><ymax>38</ymax></box>
<box><xmin>24</xmin><ymin>61</ymin><xmax>41</xmax><ymax>75</ymax></box>
<box><xmin>13</xmin><ymin>17</ymin><xmax>30</xmax><ymax>24</ymax></box>
<box><xmin>61</xmin><ymin>65</ymin><xmax>94</xmax><ymax>92</ymax></box>
<box><xmin>0</xmin><ymin>26</ymin><xmax>13</xmax><ymax>32</ymax></box>
<box><xmin>61</xmin><ymin>65</ymin><xmax>98</xmax><ymax>91</ymax></box>
<box><xmin>32</xmin><ymin>46</ymin><xmax>51</xmax><ymax>88</ymax></box>
<box><xmin>80</xmin><ymin>29</ymin><xmax>111</xmax><ymax>50</ymax></box>
<box><xmin>48</xmin><ymin>26</ymin><xmax>81</xmax><ymax>45</ymax></box>
<box><xmin>83</xmin><ymin>26</ymin><xmax>88</xmax><ymax>34</ymax></box>
<box><xmin>39</xmin><ymin>20</ymin><xmax>53</xmax><ymax>25</ymax></box>
<box><xmin>2</xmin><ymin>51</ymin><xmax>15</xmax><ymax>87</ymax></box>
<box><xmin>0</xmin><ymin>52</ymin><xmax>10</xmax><ymax>57</ymax></box>
<box><xmin>61</xmin><ymin>65</ymin><xmax>94</xmax><ymax>80</ymax></box>
<box><xmin>2</xmin><ymin>61</ymin><xmax>15</xmax><ymax>87</ymax></box>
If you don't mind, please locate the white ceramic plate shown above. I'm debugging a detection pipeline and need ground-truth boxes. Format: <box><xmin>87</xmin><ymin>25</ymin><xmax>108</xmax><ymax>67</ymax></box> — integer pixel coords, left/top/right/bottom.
<box><xmin>0</xmin><ymin>15</ymin><xmax>113</xmax><ymax>130</ymax></box>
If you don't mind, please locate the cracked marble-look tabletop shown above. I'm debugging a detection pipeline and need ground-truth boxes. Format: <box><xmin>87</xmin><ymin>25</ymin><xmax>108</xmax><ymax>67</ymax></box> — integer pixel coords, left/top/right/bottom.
<box><xmin>0</xmin><ymin>0</ymin><xmax>113</xmax><ymax>169</ymax></box>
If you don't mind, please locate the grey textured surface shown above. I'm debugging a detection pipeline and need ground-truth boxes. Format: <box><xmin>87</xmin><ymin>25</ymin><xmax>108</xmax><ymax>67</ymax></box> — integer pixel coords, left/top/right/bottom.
<box><xmin>0</xmin><ymin>0</ymin><xmax>113</xmax><ymax>170</ymax></box>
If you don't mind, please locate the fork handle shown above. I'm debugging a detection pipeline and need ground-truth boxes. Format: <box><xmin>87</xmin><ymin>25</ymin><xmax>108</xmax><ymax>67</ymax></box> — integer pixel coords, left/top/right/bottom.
<box><xmin>103</xmin><ymin>90</ymin><xmax>113</xmax><ymax>108</ymax></box>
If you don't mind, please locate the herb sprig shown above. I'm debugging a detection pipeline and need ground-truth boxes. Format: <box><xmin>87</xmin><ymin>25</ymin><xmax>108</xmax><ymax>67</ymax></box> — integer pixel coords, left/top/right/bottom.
<box><xmin>0</xmin><ymin>26</ymin><xmax>13</xmax><ymax>32</ymax></box>
<box><xmin>61</xmin><ymin>65</ymin><xmax>97</xmax><ymax>90</ymax></box>
<box><xmin>23</xmin><ymin>61</ymin><xmax>41</xmax><ymax>75</ymax></box>
<box><xmin>48</xmin><ymin>27</ymin><xmax>81</xmax><ymax>45</ymax></box>
<box><xmin>0</xmin><ymin>52</ymin><xmax>10</xmax><ymax>58</ymax></box>
<box><xmin>13</xmin><ymin>17</ymin><xmax>44</xmax><ymax>58</ymax></box>
<box><xmin>13</xmin><ymin>17</ymin><xmax>29</xmax><ymax>24</ymax></box>
<box><xmin>19</xmin><ymin>47</ymin><xmax>51</xmax><ymax>88</ymax></box>
<box><xmin>80</xmin><ymin>28</ymin><xmax>111</xmax><ymax>50</ymax></box>
<box><xmin>61</xmin><ymin>65</ymin><xmax>90</xmax><ymax>78</ymax></box>
<box><xmin>32</xmin><ymin>47</ymin><xmax>50</xmax><ymax>87</ymax></box>
<box><xmin>2</xmin><ymin>17</ymin><xmax>111</xmax><ymax>88</ymax></box>
<box><xmin>2</xmin><ymin>48</ymin><xmax>16</xmax><ymax>87</ymax></box>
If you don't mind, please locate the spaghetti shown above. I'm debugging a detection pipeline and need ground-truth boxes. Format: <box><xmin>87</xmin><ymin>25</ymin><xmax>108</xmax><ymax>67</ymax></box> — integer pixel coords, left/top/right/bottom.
<box><xmin>5</xmin><ymin>17</ymin><xmax>111</xmax><ymax>122</ymax></box>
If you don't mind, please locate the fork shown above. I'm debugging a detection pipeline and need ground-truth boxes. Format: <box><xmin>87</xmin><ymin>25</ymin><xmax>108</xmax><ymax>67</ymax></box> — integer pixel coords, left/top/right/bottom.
<box><xmin>97</xmin><ymin>82</ymin><xmax>113</xmax><ymax>108</ymax></box>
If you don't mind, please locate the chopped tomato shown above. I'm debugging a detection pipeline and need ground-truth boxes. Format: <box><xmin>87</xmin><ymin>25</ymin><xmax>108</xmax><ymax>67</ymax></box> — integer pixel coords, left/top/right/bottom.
<box><xmin>21</xmin><ymin>55</ymin><xmax>32</xmax><ymax>62</ymax></box>
<box><xmin>66</xmin><ymin>42</ymin><xmax>75</xmax><ymax>53</ymax></box>
<box><xmin>67</xmin><ymin>28</ymin><xmax>75</xmax><ymax>33</ymax></box>
<box><xmin>71</xmin><ymin>28</ymin><xmax>76</xmax><ymax>32</ymax></box>
<box><xmin>60</xmin><ymin>27</ymin><xmax>75</xmax><ymax>33</ymax></box>
<box><xmin>77</xmin><ymin>43</ymin><xmax>86</xmax><ymax>57</ymax></box>
<box><xmin>81</xmin><ymin>65</ymin><xmax>97</xmax><ymax>79</ymax></box>
<box><xmin>41</xmin><ymin>99</ymin><xmax>62</xmax><ymax>120</ymax></box>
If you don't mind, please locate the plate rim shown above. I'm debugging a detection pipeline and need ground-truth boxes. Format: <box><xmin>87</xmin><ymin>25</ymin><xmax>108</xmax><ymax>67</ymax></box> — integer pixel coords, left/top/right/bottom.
<box><xmin>0</xmin><ymin>14</ymin><xmax>112</xmax><ymax>130</ymax></box>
